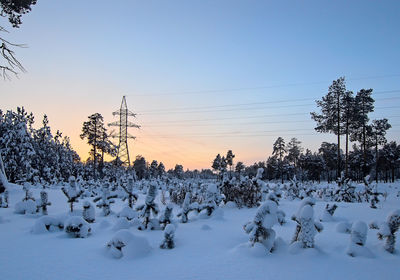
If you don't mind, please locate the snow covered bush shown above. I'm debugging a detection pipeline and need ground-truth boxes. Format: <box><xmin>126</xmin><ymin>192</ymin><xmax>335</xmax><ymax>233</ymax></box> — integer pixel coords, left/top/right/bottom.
<box><xmin>0</xmin><ymin>189</ymin><xmax>9</xmax><ymax>208</ymax></box>
<box><xmin>243</xmin><ymin>201</ymin><xmax>278</xmax><ymax>252</ymax></box>
<box><xmin>36</xmin><ymin>190</ymin><xmax>51</xmax><ymax>215</ymax></box>
<box><xmin>106</xmin><ymin>230</ymin><xmax>151</xmax><ymax>259</ymax></box>
<box><xmin>120</xmin><ymin>177</ymin><xmax>138</xmax><ymax>208</ymax></box>
<box><xmin>199</xmin><ymin>184</ymin><xmax>222</xmax><ymax>216</ymax></box>
<box><xmin>347</xmin><ymin>221</ymin><xmax>368</xmax><ymax>257</ymax></box>
<box><xmin>62</xmin><ymin>176</ymin><xmax>83</xmax><ymax>212</ymax></box>
<box><xmin>93</xmin><ymin>183</ymin><xmax>118</xmax><ymax>216</ymax></box>
<box><xmin>220</xmin><ymin>175</ymin><xmax>261</xmax><ymax>208</ymax></box>
<box><xmin>375</xmin><ymin>210</ymin><xmax>400</xmax><ymax>253</ymax></box>
<box><xmin>291</xmin><ymin>198</ymin><xmax>323</xmax><ymax>247</ymax></box>
<box><xmin>266</xmin><ymin>193</ymin><xmax>286</xmax><ymax>225</ymax></box>
<box><xmin>65</xmin><ymin>216</ymin><xmax>91</xmax><ymax>238</ymax></box>
<box><xmin>293</xmin><ymin>205</ymin><xmax>323</xmax><ymax>248</ymax></box>
<box><xmin>334</xmin><ymin>178</ymin><xmax>357</xmax><ymax>203</ymax></box>
<box><xmin>177</xmin><ymin>192</ymin><xmax>199</xmax><ymax>223</ymax></box>
<box><xmin>136</xmin><ymin>183</ymin><xmax>159</xmax><ymax>230</ymax></box>
<box><xmin>160</xmin><ymin>224</ymin><xmax>175</xmax><ymax>249</ymax></box>
<box><xmin>0</xmin><ymin>171</ymin><xmax>8</xmax><ymax>208</ymax></box>
<box><xmin>159</xmin><ymin>204</ymin><xmax>174</xmax><ymax>230</ymax></box>
<box><xmin>32</xmin><ymin>216</ymin><xmax>64</xmax><ymax>234</ymax></box>
<box><xmin>82</xmin><ymin>201</ymin><xmax>95</xmax><ymax>223</ymax></box>
<box><xmin>15</xmin><ymin>187</ymin><xmax>37</xmax><ymax>214</ymax></box>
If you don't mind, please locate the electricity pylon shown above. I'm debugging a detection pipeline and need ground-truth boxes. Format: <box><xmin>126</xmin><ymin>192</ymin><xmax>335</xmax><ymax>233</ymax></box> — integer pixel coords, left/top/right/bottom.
<box><xmin>108</xmin><ymin>96</ymin><xmax>140</xmax><ymax>166</ymax></box>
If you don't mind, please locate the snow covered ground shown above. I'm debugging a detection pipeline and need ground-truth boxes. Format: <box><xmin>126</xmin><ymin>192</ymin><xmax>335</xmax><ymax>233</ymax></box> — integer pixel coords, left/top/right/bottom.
<box><xmin>1</xmin><ymin>182</ymin><xmax>399</xmax><ymax>280</ymax></box>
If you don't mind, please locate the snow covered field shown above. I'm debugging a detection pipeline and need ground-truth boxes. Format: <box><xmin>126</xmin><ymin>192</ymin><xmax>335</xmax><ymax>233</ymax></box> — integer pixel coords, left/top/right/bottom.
<box><xmin>1</xmin><ymin>182</ymin><xmax>399</xmax><ymax>280</ymax></box>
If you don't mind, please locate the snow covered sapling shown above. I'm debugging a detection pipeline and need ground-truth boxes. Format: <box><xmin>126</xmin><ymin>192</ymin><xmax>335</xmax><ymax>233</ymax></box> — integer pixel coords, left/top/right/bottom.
<box><xmin>121</xmin><ymin>177</ymin><xmax>138</xmax><ymax>208</ymax></box>
<box><xmin>376</xmin><ymin>210</ymin><xmax>400</xmax><ymax>253</ymax></box>
<box><xmin>62</xmin><ymin>176</ymin><xmax>83</xmax><ymax>212</ymax></box>
<box><xmin>159</xmin><ymin>204</ymin><xmax>174</xmax><ymax>230</ymax></box>
<box><xmin>82</xmin><ymin>201</ymin><xmax>95</xmax><ymax>223</ymax></box>
<box><xmin>347</xmin><ymin>221</ymin><xmax>368</xmax><ymax>257</ymax></box>
<box><xmin>136</xmin><ymin>184</ymin><xmax>159</xmax><ymax>230</ymax></box>
<box><xmin>294</xmin><ymin>205</ymin><xmax>323</xmax><ymax>248</ymax></box>
<box><xmin>243</xmin><ymin>201</ymin><xmax>278</xmax><ymax>252</ymax></box>
<box><xmin>0</xmin><ymin>172</ymin><xmax>8</xmax><ymax>208</ymax></box>
<box><xmin>15</xmin><ymin>184</ymin><xmax>36</xmax><ymax>214</ymax></box>
<box><xmin>65</xmin><ymin>216</ymin><xmax>91</xmax><ymax>238</ymax></box>
<box><xmin>160</xmin><ymin>224</ymin><xmax>175</xmax><ymax>249</ymax></box>
<box><xmin>320</xmin><ymin>203</ymin><xmax>337</xmax><ymax>222</ymax></box>
<box><xmin>36</xmin><ymin>191</ymin><xmax>51</xmax><ymax>215</ymax></box>
<box><xmin>199</xmin><ymin>184</ymin><xmax>222</xmax><ymax>216</ymax></box>
<box><xmin>267</xmin><ymin>193</ymin><xmax>286</xmax><ymax>225</ymax></box>
<box><xmin>291</xmin><ymin>197</ymin><xmax>316</xmax><ymax>223</ymax></box>
<box><xmin>0</xmin><ymin>189</ymin><xmax>8</xmax><ymax>208</ymax></box>
<box><xmin>93</xmin><ymin>183</ymin><xmax>118</xmax><ymax>216</ymax></box>
<box><xmin>177</xmin><ymin>192</ymin><xmax>198</xmax><ymax>223</ymax></box>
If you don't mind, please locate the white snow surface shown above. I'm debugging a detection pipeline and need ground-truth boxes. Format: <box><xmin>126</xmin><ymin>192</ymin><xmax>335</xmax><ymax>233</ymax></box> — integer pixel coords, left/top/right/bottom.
<box><xmin>0</xmin><ymin>182</ymin><xmax>399</xmax><ymax>280</ymax></box>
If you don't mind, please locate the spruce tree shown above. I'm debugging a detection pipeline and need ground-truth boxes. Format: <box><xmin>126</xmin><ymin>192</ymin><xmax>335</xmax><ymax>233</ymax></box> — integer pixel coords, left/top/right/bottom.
<box><xmin>272</xmin><ymin>137</ymin><xmax>286</xmax><ymax>183</ymax></box>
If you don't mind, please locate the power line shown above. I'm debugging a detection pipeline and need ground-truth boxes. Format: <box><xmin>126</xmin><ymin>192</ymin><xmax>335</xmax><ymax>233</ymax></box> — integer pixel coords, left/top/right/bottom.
<box><xmin>136</xmin><ymin>91</ymin><xmax>400</xmax><ymax>116</ymax></box>
<box><xmin>127</xmin><ymin>74</ymin><xmax>400</xmax><ymax>97</ymax></box>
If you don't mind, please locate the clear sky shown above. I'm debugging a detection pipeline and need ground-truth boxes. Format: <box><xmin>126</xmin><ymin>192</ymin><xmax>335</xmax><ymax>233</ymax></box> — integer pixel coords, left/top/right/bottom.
<box><xmin>1</xmin><ymin>0</ymin><xmax>400</xmax><ymax>170</ymax></box>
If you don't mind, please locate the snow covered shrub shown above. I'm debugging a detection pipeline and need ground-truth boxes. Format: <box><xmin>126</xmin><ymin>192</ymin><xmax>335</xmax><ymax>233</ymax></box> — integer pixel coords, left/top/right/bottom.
<box><xmin>62</xmin><ymin>176</ymin><xmax>84</xmax><ymax>212</ymax></box>
<box><xmin>117</xmin><ymin>206</ymin><xmax>138</xmax><ymax>221</ymax></box>
<box><xmin>15</xmin><ymin>186</ymin><xmax>37</xmax><ymax>214</ymax></box>
<box><xmin>82</xmin><ymin>201</ymin><xmax>95</xmax><ymax>223</ymax></box>
<box><xmin>220</xmin><ymin>176</ymin><xmax>261</xmax><ymax>208</ymax></box>
<box><xmin>93</xmin><ymin>183</ymin><xmax>118</xmax><ymax>216</ymax></box>
<box><xmin>159</xmin><ymin>204</ymin><xmax>174</xmax><ymax>230</ymax></box>
<box><xmin>65</xmin><ymin>216</ymin><xmax>91</xmax><ymax>238</ymax></box>
<box><xmin>291</xmin><ymin>197</ymin><xmax>316</xmax><ymax>223</ymax></box>
<box><xmin>32</xmin><ymin>216</ymin><xmax>64</xmax><ymax>234</ymax></box>
<box><xmin>136</xmin><ymin>183</ymin><xmax>159</xmax><ymax>230</ymax></box>
<box><xmin>36</xmin><ymin>191</ymin><xmax>51</xmax><ymax>215</ymax></box>
<box><xmin>266</xmin><ymin>193</ymin><xmax>286</xmax><ymax>225</ymax></box>
<box><xmin>291</xmin><ymin>198</ymin><xmax>323</xmax><ymax>246</ymax></box>
<box><xmin>347</xmin><ymin>221</ymin><xmax>368</xmax><ymax>257</ymax></box>
<box><xmin>120</xmin><ymin>177</ymin><xmax>138</xmax><ymax>208</ymax></box>
<box><xmin>160</xmin><ymin>224</ymin><xmax>175</xmax><ymax>249</ymax></box>
<box><xmin>106</xmin><ymin>230</ymin><xmax>151</xmax><ymax>259</ymax></box>
<box><xmin>15</xmin><ymin>200</ymin><xmax>37</xmax><ymax>214</ymax></box>
<box><xmin>334</xmin><ymin>178</ymin><xmax>357</xmax><ymax>203</ymax></box>
<box><xmin>199</xmin><ymin>184</ymin><xmax>222</xmax><ymax>216</ymax></box>
<box><xmin>177</xmin><ymin>192</ymin><xmax>199</xmax><ymax>223</ymax></box>
<box><xmin>243</xmin><ymin>201</ymin><xmax>278</xmax><ymax>252</ymax></box>
<box><xmin>376</xmin><ymin>210</ymin><xmax>400</xmax><ymax>253</ymax></box>
<box><xmin>320</xmin><ymin>203</ymin><xmax>337</xmax><ymax>222</ymax></box>
<box><xmin>0</xmin><ymin>189</ymin><xmax>9</xmax><ymax>208</ymax></box>
<box><xmin>293</xmin><ymin>205</ymin><xmax>323</xmax><ymax>248</ymax></box>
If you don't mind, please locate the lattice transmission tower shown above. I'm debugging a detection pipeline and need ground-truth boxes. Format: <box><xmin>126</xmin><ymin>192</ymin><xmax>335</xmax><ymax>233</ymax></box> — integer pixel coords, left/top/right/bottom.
<box><xmin>108</xmin><ymin>96</ymin><xmax>140</xmax><ymax>166</ymax></box>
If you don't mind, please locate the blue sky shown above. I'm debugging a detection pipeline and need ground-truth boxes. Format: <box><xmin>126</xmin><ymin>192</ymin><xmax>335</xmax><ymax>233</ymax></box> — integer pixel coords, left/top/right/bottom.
<box><xmin>1</xmin><ymin>0</ymin><xmax>400</xmax><ymax>169</ymax></box>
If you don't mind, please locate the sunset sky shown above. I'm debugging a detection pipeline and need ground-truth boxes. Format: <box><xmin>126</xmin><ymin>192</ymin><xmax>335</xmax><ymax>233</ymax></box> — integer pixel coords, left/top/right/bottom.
<box><xmin>2</xmin><ymin>0</ymin><xmax>400</xmax><ymax>170</ymax></box>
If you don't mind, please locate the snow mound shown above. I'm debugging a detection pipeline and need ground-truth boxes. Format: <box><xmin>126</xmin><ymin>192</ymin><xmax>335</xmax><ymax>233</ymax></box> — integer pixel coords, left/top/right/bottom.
<box><xmin>32</xmin><ymin>216</ymin><xmax>64</xmax><ymax>234</ymax></box>
<box><xmin>117</xmin><ymin>206</ymin><xmax>138</xmax><ymax>220</ymax></box>
<box><xmin>106</xmin><ymin>230</ymin><xmax>151</xmax><ymax>259</ymax></box>
<box><xmin>112</xmin><ymin>217</ymin><xmax>131</xmax><ymax>231</ymax></box>
<box><xmin>224</xmin><ymin>201</ymin><xmax>237</xmax><ymax>209</ymax></box>
<box><xmin>347</xmin><ymin>243</ymin><xmax>374</xmax><ymax>258</ymax></box>
<box><xmin>336</xmin><ymin>222</ymin><xmax>352</xmax><ymax>234</ymax></box>
<box><xmin>201</xmin><ymin>224</ymin><xmax>211</xmax><ymax>230</ymax></box>
<box><xmin>15</xmin><ymin>200</ymin><xmax>36</xmax><ymax>214</ymax></box>
<box><xmin>65</xmin><ymin>216</ymin><xmax>91</xmax><ymax>238</ymax></box>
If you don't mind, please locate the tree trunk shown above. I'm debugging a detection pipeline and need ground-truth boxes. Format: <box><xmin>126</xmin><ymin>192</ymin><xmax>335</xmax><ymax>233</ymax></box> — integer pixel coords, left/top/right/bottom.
<box><xmin>337</xmin><ymin>94</ymin><xmax>341</xmax><ymax>181</ymax></box>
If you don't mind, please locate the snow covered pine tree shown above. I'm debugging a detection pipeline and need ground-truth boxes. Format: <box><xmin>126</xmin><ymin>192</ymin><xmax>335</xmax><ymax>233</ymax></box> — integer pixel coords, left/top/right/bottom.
<box><xmin>160</xmin><ymin>224</ymin><xmax>175</xmax><ymax>249</ymax></box>
<box><xmin>61</xmin><ymin>176</ymin><xmax>84</xmax><ymax>212</ymax></box>
<box><xmin>243</xmin><ymin>201</ymin><xmax>279</xmax><ymax>252</ymax></box>
<box><xmin>136</xmin><ymin>184</ymin><xmax>159</xmax><ymax>230</ymax></box>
